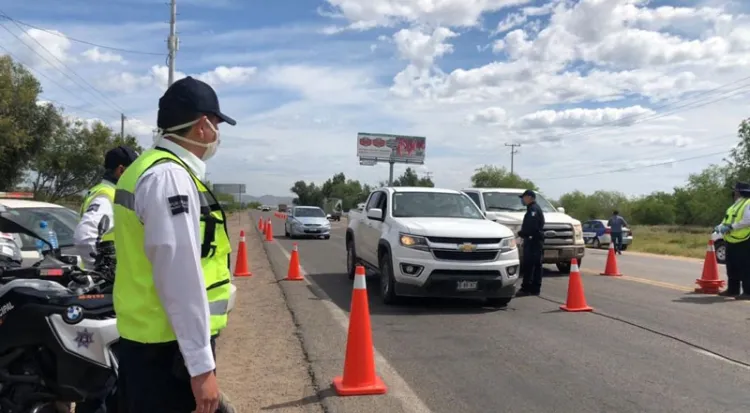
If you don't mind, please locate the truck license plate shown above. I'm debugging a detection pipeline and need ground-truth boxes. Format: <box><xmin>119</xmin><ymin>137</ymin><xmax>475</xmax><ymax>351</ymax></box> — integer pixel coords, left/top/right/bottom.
<box><xmin>544</xmin><ymin>250</ymin><xmax>558</xmax><ymax>259</ymax></box>
<box><xmin>456</xmin><ymin>280</ymin><xmax>478</xmax><ymax>291</ymax></box>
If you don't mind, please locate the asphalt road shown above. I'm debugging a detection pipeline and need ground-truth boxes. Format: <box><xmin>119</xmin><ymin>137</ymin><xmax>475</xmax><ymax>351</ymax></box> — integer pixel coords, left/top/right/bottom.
<box><xmin>251</xmin><ymin>211</ymin><xmax>750</xmax><ymax>413</ymax></box>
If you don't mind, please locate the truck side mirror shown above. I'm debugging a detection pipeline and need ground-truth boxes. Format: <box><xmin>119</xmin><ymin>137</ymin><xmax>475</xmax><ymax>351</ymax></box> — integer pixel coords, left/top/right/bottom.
<box><xmin>557</xmin><ymin>207</ymin><xmax>566</xmax><ymax>213</ymax></box>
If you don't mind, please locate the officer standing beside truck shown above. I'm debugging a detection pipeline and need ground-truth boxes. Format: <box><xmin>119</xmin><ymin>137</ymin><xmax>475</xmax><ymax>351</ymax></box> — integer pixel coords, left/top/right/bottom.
<box><xmin>517</xmin><ymin>189</ymin><xmax>546</xmax><ymax>297</ymax></box>
<box><xmin>716</xmin><ymin>182</ymin><xmax>750</xmax><ymax>299</ymax></box>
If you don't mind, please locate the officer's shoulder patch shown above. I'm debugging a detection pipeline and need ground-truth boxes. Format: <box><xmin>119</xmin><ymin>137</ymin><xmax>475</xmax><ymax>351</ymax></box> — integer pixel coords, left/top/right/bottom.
<box><xmin>167</xmin><ymin>195</ymin><xmax>189</xmax><ymax>216</ymax></box>
<box><xmin>86</xmin><ymin>203</ymin><xmax>100</xmax><ymax>213</ymax></box>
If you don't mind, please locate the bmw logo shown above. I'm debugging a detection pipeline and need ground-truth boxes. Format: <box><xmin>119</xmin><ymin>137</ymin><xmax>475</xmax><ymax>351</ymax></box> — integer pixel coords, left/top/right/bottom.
<box><xmin>64</xmin><ymin>305</ymin><xmax>84</xmax><ymax>324</ymax></box>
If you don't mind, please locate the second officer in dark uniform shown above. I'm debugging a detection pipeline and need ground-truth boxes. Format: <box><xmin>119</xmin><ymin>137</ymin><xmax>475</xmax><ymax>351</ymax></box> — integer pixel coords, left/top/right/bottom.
<box><xmin>517</xmin><ymin>189</ymin><xmax>546</xmax><ymax>297</ymax></box>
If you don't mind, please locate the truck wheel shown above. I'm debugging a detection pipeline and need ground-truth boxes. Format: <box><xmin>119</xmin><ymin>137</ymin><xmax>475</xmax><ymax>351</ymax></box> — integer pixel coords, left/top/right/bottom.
<box><xmin>379</xmin><ymin>252</ymin><xmax>399</xmax><ymax>305</ymax></box>
<box><xmin>556</xmin><ymin>261</ymin><xmax>572</xmax><ymax>274</ymax></box>
<box><xmin>346</xmin><ymin>239</ymin><xmax>357</xmax><ymax>280</ymax></box>
<box><xmin>486</xmin><ymin>297</ymin><xmax>512</xmax><ymax>308</ymax></box>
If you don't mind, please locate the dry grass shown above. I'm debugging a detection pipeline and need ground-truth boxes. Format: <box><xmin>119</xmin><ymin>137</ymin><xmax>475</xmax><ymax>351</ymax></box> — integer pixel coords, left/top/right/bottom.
<box><xmin>628</xmin><ymin>225</ymin><xmax>712</xmax><ymax>259</ymax></box>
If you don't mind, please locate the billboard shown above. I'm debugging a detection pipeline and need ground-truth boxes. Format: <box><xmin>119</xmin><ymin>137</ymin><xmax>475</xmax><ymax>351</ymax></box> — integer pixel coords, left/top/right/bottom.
<box><xmin>357</xmin><ymin>132</ymin><xmax>426</xmax><ymax>164</ymax></box>
<box><xmin>212</xmin><ymin>183</ymin><xmax>246</xmax><ymax>194</ymax></box>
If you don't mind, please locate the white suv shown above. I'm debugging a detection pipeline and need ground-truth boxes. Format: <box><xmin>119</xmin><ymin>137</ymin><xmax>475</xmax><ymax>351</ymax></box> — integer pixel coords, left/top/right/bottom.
<box><xmin>345</xmin><ymin>187</ymin><xmax>520</xmax><ymax>306</ymax></box>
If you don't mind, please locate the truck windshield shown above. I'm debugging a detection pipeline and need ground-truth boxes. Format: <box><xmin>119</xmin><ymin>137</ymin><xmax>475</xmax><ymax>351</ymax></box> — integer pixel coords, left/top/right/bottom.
<box><xmin>482</xmin><ymin>192</ymin><xmax>558</xmax><ymax>213</ymax></box>
<box><xmin>392</xmin><ymin>192</ymin><xmax>484</xmax><ymax>219</ymax></box>
<box><xmin>294</xmin><ymin>208</ymin><xmax>326</xmax><ymax>218</ymax></box>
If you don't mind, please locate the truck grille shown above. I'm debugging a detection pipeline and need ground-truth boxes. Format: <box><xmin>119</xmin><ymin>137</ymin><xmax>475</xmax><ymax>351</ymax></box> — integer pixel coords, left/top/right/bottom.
<box><xmin>542</xmin><ymin>223</ymin><xmax>575</xmax><ymax>246</ymax></box>
<box><xmin>432</xmin><ymin>250</ymin><xmax>499</xmax><ymax>261</ymax></box>
<box><xmin>426</xmin><ymin>237</ymin><xmax>502</xmax><ymax>244</ymax></box>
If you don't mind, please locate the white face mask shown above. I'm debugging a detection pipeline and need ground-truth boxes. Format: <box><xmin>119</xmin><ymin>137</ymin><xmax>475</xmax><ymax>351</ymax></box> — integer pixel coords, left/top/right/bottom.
<box><xmin>154</xmin><ymin>118</ymin><xmax>221</xmax><ymax>161</ymax></box>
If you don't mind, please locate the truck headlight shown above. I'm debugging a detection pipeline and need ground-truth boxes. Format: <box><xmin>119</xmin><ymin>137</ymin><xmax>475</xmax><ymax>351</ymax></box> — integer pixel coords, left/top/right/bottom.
<box><xmin>572</xmin><ymin>223</ymin><xmax>583</xmax><ymax>241</ymax></box>
<box><xmin>399</xmin><ymin>233</ymin><xmax>429</xmax><ymax>251</ymax></box>
<box><xmin>499</xmin><ymin>237</ymin><xmax>517</xmax><ymax>253</ymax></box>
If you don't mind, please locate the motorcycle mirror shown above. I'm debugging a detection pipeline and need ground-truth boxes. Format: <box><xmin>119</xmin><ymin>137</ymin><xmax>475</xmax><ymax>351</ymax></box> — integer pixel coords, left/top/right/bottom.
<box><xmin>97</xmin><ymin>215</ymin><xmax>111</xmax><ymax>237</ymax></box>
<box><xmin>0</xmin><ymin>211</ymin><xmax>54</xmax><ymax>252</ymax></box>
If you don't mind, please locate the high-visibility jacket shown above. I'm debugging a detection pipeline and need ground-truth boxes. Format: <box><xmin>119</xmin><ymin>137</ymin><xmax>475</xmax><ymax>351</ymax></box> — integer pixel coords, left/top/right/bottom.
<box><xmin>113</xmin><ymin>148</ymin><xmax>232</xmax><ymax>343</ymax></box>
<box><xmin>722</xmin><ymin>197</ymin><xmax>750</xmax><ymax>243</ymax></box>
<box><xmin>80</xmin><ymin>182</ymin><xmax>116</xmax><ymax>242</ymax></box>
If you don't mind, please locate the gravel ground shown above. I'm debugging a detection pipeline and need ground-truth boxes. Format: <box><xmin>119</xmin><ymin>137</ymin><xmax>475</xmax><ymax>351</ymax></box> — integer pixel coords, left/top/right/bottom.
<box><xmin>218</xmin><ymin>214</ymin><xmax>324</xmax><ymax>413</ymax></box>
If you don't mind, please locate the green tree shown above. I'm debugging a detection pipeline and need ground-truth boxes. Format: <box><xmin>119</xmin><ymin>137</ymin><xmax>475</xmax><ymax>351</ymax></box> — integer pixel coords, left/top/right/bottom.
<box><xmin>29</xmin><ymin>119</ymin><xmax>144</xmax><ymax>201</ymax></box>
<box><xmin>470</xmin><ymin>165</ymin><xmax>537</xmax><ymax>189</ymax></box>
<box><xmin>727</xmin><ymin>118</ymin><xmax>750</xmax><ymax>184</ymax></box>
<box><xmin>290</xmin><ymin>180</ymin><xmax>325</xmax><ymax>207</ymax></box>
<box><xmin>392</xmin><ymin>167</ymin><xmax>434</xmax><ymax>187</ymax></box>
<box><xmin>0</xmin><ymin>56</ymin><xmax>61</xmax><ymax>190</ymax></box>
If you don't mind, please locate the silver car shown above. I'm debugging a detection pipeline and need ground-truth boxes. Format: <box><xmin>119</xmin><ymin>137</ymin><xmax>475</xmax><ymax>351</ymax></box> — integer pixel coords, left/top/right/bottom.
<box><xmin>284</xmin><ymin>206</ymin><xmax>331</xmax><ymax>239</ymax></box>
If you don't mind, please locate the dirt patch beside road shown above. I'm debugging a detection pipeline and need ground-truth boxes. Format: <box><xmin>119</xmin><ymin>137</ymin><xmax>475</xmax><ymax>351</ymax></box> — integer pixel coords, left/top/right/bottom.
<box><xmin>217</xmin><ymin>213</ymin><xmax>324</xmax><ymax>412</ymax></box>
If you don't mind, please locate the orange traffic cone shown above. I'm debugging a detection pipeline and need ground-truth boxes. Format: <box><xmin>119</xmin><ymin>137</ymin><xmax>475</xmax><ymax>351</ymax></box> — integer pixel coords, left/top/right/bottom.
<box><xmin>265</xmin><ymin>219</ymin><xmax>273</xmax><ymax>242</ymax></box>
<box><xmin>332</xmin><ymin>265</ymin><xmax>387</xmax><ymax>396</ymax></box>
<box><xmin>560</xmin><ymin>259</ymin><xmax>593</xmax><ymax>312</ymax></box>
<box><xmin>600</xmin><ymin>243</ymin><xmax>622</xmax><ymax>276</ymax></box>
<box><xmin>258</xmin><ymin>217</ymin><xmax>264</xmax><ymax>232</ymax></box>
<box><xmin>233</xmin><ymin>230</ymin><xmax>252</xmax><ymax>277</ymax></box>
<box><xmin>286</xmin><ymin>243</ymin><xmax>304</xmax><ymax>281</ymax></box>
<box><xmin>695</xmin><ymin>239</ymin><xmax>725</xmax><ymax>294</ymax></box>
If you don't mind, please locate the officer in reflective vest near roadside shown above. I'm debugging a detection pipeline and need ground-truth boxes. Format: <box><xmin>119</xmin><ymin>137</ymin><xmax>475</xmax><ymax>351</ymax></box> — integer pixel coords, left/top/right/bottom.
<box><xmin>716</xmin><ymin>182</ymin><xmax>750</xmax><ymax>299</ymax></box>
<box><xmin>74</xmin><ymin>146</ymin><xmax>139</xmax><ymax>269</ymax></box>
<box><xmin>113</xmin><ymin>76</ymin><xmax>236</xmax><ymax>413</ymax></box>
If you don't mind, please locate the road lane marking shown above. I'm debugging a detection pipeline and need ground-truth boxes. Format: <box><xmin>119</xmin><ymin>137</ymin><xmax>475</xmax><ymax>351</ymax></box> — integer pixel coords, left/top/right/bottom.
<box><xmin>578</xmin><ymin>268</ymin><xmax>695</xmax><ymax>292</ymax></box>
<box><xmin>270</xmin><ymin>240</ymin><xmax>434</xmax><ymax>413</ymax></box>
<box><xmin>693</xmin><ymin>349</ymin><xmax>750</xmax><ymax>370</ymax></box>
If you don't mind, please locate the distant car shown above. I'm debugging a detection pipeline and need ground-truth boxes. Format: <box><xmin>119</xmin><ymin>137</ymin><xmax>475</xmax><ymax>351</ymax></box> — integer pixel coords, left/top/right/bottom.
<box><xmin>0</xmin><ymin>192</ymin><xmax>82</xmax><ymax>266</ymax></box>
<box><xmin>711</xmin><ymin>231</ymin><xmax>727</xmax><ymax>264</ymax></box>
<box><xmin>261</xmin><ymin>205</ymin><xmax>271</xmax><ymax>212</ymax></box>
<box><xmin>285</xmin><ymin>206</ymin><xmax>331</xmax><ymax>239</ymax></box>
<box><xmin>582</xmin><ymin>219</ymin><xmax>633</xmax><ymax>250</ymax></box>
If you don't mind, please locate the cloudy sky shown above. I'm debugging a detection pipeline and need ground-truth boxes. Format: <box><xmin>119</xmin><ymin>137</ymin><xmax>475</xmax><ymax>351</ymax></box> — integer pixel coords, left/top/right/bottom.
<box><xmin>2</xmin><ymin>0</ymin><xmax>749</xmax><ymax>198</ymax></box>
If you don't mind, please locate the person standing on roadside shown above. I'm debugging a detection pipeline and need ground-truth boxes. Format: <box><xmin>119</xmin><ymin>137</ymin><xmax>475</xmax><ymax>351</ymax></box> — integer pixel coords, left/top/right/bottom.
<box><xmin>716</xmin><ymin>182</ymin><xmax>750</xmax><ymax>299</ymax></box>
<box><xmin>516</xmin><ymin>189</ymin><xmax>545</xmax><ymax>297</ymax></box>
<box><xmin>113</xmin><ymin>76</ymin><xmax>236</xmax><ymax>413</ymax></box>
<box><xmin>607</xmin><ymin>210</ymin><xmax>629</xmax><ymax>255</ymax></box>
<box><xmin>74</xmin><ymin>146</ymin><xmax>139</xmax><ymax>269</ymax></box>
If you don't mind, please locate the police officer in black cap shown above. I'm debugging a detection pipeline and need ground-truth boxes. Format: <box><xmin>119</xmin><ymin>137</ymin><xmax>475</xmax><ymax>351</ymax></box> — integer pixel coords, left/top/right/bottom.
<box><xmin>517</xmin><ymin>189</ymin><xmax>546</xmax><ymax>296</ymax></box>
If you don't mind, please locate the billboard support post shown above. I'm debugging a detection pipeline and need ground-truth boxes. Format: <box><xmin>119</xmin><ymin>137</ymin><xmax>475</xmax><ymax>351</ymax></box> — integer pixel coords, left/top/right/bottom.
<box><xmin>388</xmin><ymin>161</ymin><xmax>394</xmax><ymax>186</ymax></box>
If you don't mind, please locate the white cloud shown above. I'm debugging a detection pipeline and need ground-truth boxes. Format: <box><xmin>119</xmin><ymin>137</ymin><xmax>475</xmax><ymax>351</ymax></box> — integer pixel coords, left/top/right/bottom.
<box><xmin>514</xmin><ymin>106</ymin><xmax>655</xmax><ymax>129</ymax></box>
<box><xmin>81</xmin><ymin>47</ymin><xmax>125</xmax><ymax>64</ymax></box>
<box><xmin>98</xmin><ymin>65</ymin><xmax>257</xmax><ymax>93</ymax></box>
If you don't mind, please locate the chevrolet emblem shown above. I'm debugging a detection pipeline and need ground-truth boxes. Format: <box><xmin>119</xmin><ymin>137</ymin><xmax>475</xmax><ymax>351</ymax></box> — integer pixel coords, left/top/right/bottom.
<box><xmin>458</xmin><ymin>243</ymin><xmax>477</xmax><ymax>252</ymax></box>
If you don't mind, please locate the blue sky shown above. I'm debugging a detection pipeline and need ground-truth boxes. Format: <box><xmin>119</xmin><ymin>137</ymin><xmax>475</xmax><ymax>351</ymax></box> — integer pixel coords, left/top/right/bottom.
<box><xmin>2</xmin><ymin>0</ymin><xmax>750</xmax><ymax>198</ymax></box>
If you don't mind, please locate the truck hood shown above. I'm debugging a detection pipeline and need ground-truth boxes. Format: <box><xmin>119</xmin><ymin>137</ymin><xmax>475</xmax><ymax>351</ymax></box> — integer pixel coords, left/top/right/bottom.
<box><xmin>485</xmin><ymin>211</ymin><xmax>580</xmax><ymax>226</ymax></box>
<box><xmin>397</xmin><ymin>217</ymin><xmax>514</xmax><ymax>238</ymax></box>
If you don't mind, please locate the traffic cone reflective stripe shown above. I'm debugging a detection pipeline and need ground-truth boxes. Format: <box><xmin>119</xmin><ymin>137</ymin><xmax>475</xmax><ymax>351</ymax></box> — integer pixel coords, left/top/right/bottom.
<box><xmin>233</xmin><ymin>231</ymin><xmax>252</xmax><ymax>277</ymax></box>
<box><xmin>286</xmin><ymin>243</ymin><xmax>304</xmax><ymax>281</ymax></box>
<box><xmin>332</xmin><ymin>265</ymin><xmax>387</xmax><ymax>396</ymax></box>
<box><xmin>265</xmin><ymin>219</ymin><xmax>273</xmax><ymax>242</ymax></box>
<box><xmin>695</xmin><ymin>239</ymin><xmax>725</xmax><ymax>294</ymax></box>
<box><xmin>560</xmin><ymin>259</ymin><xmax>593</xmax><ymax>312</ymax></box>
<box><xmin>600</xmin><ymin>243</ymin><xmax>622</xmax><ymax>276</ymax></box>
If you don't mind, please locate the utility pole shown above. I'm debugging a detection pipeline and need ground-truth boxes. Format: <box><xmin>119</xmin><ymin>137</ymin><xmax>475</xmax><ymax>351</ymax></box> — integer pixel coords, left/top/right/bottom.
<box><xmin>167</xmin><ymin>0</ymin><xmax>178</xmax><ymax>87</ymax></box>
<box><xmin>505</xmin><ymin>143</ymin><xmax>521</xmax><ymax>175</ymax></box>
<box><xmin>120</xmin><ymin>113</ymin><xmax>126</xmax><ymax>139</ymax></box>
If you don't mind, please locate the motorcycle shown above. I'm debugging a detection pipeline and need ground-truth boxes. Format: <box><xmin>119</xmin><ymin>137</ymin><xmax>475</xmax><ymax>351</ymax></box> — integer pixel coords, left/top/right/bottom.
<box><xmin>0</xmin><ymin>213</ymin><xmax>234</xmax><ymax>412</ymax></box>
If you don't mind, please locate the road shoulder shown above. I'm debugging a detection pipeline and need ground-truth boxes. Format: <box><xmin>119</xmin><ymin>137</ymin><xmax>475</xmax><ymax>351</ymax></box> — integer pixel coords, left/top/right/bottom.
<box><xmin>216</xmin><ymin>214</ymin><xmax>324</xmax><ymax>412</ymax></box>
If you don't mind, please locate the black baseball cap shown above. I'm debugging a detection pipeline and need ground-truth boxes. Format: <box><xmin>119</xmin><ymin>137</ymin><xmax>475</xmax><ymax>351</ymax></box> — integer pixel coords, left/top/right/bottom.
<box><xmin>104</xmin><ymin>146</ymin><xmax>139</xmax><ymax>170</ymax></box>
<box><xmin>157</xmin><ymin>76</ymin><xmax>236</xmax><ymax>130</ymax></box>
<box><xmin>735</xmin><ymin>182</ymin><xmax>750</xmax><ymax>195</ymax></box>
<box><xmin>519</xmin><ymin>189</ymin><xmax>536</xmax><ymax>198</ymax></box>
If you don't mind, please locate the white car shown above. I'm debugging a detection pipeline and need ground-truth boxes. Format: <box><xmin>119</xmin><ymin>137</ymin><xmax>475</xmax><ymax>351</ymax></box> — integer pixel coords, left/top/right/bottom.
<box><xmin>0</xmin><ymin>192</ymin><xmax>83</xmax><ymax>267</ymax></box>
<box><xmin>582</xmin><ymin>219</ymin><xmax>633</xmax><ymax>250</ymax></box>
<box><xmin>345</xmin><ymin>187</ymin><xmax>520</xmax><ymax>307</ymax></box>
<box><xmin>461</xmin><ymin>188</ymin><xmax>585</xmax><ymax>273</ymax></box>
<box><xmin>284</xmin><ymin>206</ymin><xmax>331</xmax><ymax>239</ymax></box>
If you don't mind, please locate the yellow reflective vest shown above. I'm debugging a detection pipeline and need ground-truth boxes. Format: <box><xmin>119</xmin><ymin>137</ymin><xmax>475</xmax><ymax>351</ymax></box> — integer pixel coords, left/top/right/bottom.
<box><xmin>113</xmin><ymin>148</ymin><xmax>232</xmax><ymax>343</ymax></box>
<box><xmin>80</xmin><ymin>182</ymin><xmax>116</xmax><ymax>242</ymax></box>
<box><xmin>722</xmin><ymin>198</ymin><xmax>750</xmax><ymax>244</ymax></box>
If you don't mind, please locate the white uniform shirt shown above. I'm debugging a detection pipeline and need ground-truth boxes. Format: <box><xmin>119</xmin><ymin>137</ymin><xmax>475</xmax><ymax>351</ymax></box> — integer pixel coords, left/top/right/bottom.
<box><xmin>133</xmin><ymin>139</ymin><xmax>214</xmax><ymax>377</ymax></box>
<box><xmin>732</xmin><ymin>197</ymin><xmax>750</xmax><ymax>230</ymax></box>
<box><xmin>73</xmin><ymin>180</ymin><xmax>116</xmax><ymax>267</ymax></box>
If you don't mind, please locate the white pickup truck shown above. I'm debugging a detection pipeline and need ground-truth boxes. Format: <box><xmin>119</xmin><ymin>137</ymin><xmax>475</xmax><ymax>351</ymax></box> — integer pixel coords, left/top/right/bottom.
<box><xmin>345</xmin><ymin>187</ymin><xmax>521</xmax><ymax>306</ymax></box>
<box><xmin>461</xmin><ymin>188</ymin><xmax>586</xmax><ymax>273</ymax></box>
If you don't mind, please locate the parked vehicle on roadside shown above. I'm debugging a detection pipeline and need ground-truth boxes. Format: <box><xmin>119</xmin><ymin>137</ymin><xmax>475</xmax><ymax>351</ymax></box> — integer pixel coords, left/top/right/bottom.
<box><xmin>346</xmin><ymin>187</ymin><xmax>520</xmax><ymax>307</ymax></box>
<box><xmin>582</xmin><ymin>219</ymin><xmax>634</xmax><ymax>250</ymax></box>
<box><xmin>285</xmin><ymin>206</ymin><xmax>331</xmax><ymax>239</ymax></box>
<box><xmin>461</xmin><ymin>188</ymin><xmax>585</xmax><ymax>273</ymax></box>
<box><xmin>711</xmin><ymin>230</ymin><xmax>727</xmax><ymax>264</ymax></box>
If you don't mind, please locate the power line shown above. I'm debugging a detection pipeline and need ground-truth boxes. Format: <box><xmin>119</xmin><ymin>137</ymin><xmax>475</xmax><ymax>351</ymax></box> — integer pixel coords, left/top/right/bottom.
<box><xmin>536</xmin><ymin>148</ymin><xmax>730</xmax><ymax>181</ymax></box>
<box><xmin>0</xmin><ymin>12</ymin><xmax>164</xmax><ymax>56</ymax></box>
<box><xmin>0</xmin><ymin>14</ymin><xmax>126</xmax><ymax>115</ymax></box>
